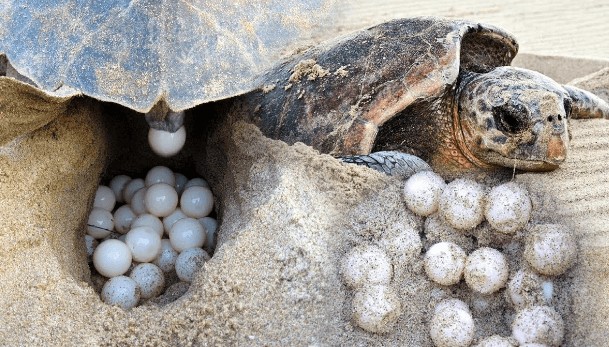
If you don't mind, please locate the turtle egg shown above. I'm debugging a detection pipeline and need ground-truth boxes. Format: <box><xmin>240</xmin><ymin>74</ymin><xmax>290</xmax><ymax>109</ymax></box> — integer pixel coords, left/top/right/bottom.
<box><xmin>130</xmin><ymin>187</ymin><xmax>148</xmax><ymax>215</ymax></box>
<box><xmin>123</xmin><ymin>178</ymin><xmax>145</xmax><ymax>204</ymax></box>
<box><xmin>129</xmin><ymin>263</ymin><xmax>165</xmax><ymax>299</ymax></box>
<box><xmin>464</xmin><ymin>247</ymin><xmax>509</xmax><ymax>294</ymax></box>
<box><xmin>113</xmin><ymin>205</ymin><xmax>136</xmax><ymax>234</ymax></box>
<box><xmin>340</xmin><ymin>245</ymin><xmax>393</xmax><ymax>289</ymax></box>
<box><xmin>184</xmin><ymin>178</ymin><xmax>209</xmax><ymax>189</ymax></box>
<box><xmin>180</xmin><ymin>186</ymin><xmax>214</xmax><ymax>218</ymax></box>
<box><xmin>485</xmin><ymin>182</ymin><xmax>532</xmax><ymax>234</ymax></box>
<box><xmin>169</xmin><ymin>217</ymin><xmax>206</xmax><ymax>252</ymax></box>
<box><xmin>144</xmin><ymin>183</ymin><xmax>179</xmax><ymax>217</ymax></box>
<box><xmin>93</xmin><ymin>185</ymin><xmax>116</xmax><ymax>211</ymax></box>
<box><xmin>109</xmin><ymin>175</ymin><xmax>131</xmax><ymax>203</ymax></box>
<box><xmin>101</xmin><ymin>275</ymin><xmax>140</xmax><ymax>310</ymax></box>
<box><xmin>87</xmin><ymin>207</ymin><xmax>114</xmax><ymax>239</ymax></box>
<box><xmin>474</xmin><ymin>335</ymin><xmax>514</xmax><ymax>347</ymax></box>
<box><xmin>403</xmin><ymin>171</ymin><xmax>446</xmax><ymax>216</ymax></box>
<box><xmin>84</xmin><ymin>234</ymin><xmax>98</xmax><ymax>257</ymax></box>
<box><xmin>199</xmin><ymin>217</ymin><xmax>218</xmax><ymax>254</ymax></box>
<box><xmin>148</xmin><ymin>125</ymin><xmax>186</xmax><ymax>157</ymax></box>
<box><xmin>430</xmin><ymin>299</ymin><xmax>475</xmax><ymax>347</ymax></box>
<box><xmin>145</xmin><ymin>166</ymin><xmax>176</xmax><ymax>187</ymax></box>
<box><xmin>524</xmin><ymin>224</ymin><xmax>577</xmax><ymax>276</ymax></box>
<box><xmin>153</xmin><ymin>239</ymin><xmax>179</xmax><ymax>272</ymax></box>
<box><xmin>507</xmin><ymin>269</ymin><xmax>548</xmax><ymax>308</ymax></box>
<box><xmin>439</xmin><ymin>178</ymin><xmax>486</xmax><ymax>230</ymax></box>
<box><xmin>424</xmin><ymin>242</ymin><xmax>466</xmax><ymax>286</ymax></box>
<box><xmin>174</xmin><ymin>173</ymin><xmax>189</xmax><ymax>195</ymax></box>
<box><xmin>351</xmin><ymin>284</ymin><xmax>402</xmax><ymax>333</ymax></box>
<box><xmin>163</xmin><ymin>208</ymin><xmax>187</xmax><ymax>233</ymax></box>
<box><xmin>124</xmin><ymin>226</ymin><xmax>162</xmax><ymax>262</ymax></box>
<box><xmin>92</xmin><ymin>239</ymin><xmax>132</xmax><ymax>277</ymax></box>
<box><xmin>512</xmin><ymin>305</ymin><xmax>564</xmax><ymax>346</ymax></box>
<box><xmin>175</xmin><ymin>247</ymin><xmax>210</xmax><ymax>282</ymax></box>
<box><xmin>132</xmin><ymin>214</ymin><xmax>164</xmax><ymax>237</ymax></box>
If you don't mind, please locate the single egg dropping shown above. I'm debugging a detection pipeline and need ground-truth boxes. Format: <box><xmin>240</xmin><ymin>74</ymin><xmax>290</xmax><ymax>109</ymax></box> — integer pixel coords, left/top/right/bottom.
<box><xmin>184</xmin><ymin>177</ymin><xmax>209</xmax><ymax>189</ymax></box>
<box><xmin>424</xmin><ymin>242</ymin><xmax>466</xmax><ymax>286</ymax></box>
<box><xmin>132</xmin><ymin>213</ymin><xmax>164</xmax><ymax>237</ymax></box>
<box><xmin>84</xmin><ymin>234</ymin><xmax>98</xmax><ymax>257</ymax></box>
<box><xmin>144</xmin><ymin>183</ymin><xmax>179</xmax><ymax>217</ymax></box>
<box><xmin>130</xmin><ymin>187</ymin><xmax>148</xmax><ymax>215</ymax></box>
<box><xmin>430</xmin><ymin>299</ymin><xmax>475</xmax><ymax>347</ymax></box>
<box><xmin>439</xmin><ymin>179</ymin><xmax>486</xmax><ymax>230</ymax></box>
<box><xmin>485</xmin><ymin>182</ymin><xmax>532</xmax><ymax>234</ymax></box>
<box><xmin>474</xmin><ymin>335</ymin><xmax>514</xmax><ymax>347</ymax></box>
<box><xmin>464</xmin><ymin>247</ymin><xmax>509</xmax><ymax>294</ymax></box>
<box><xmin>93</xmin><ymin>239</ymin><xmax>132</xmax><ymax>277</ymax></box>
<box><xmin>163</xmin><ymin>208</ymin><xmax>187</xmax><ymax>234</ymax></box>
<box><xmin>87</xmin><ymin>207</ymin><xmax>114</xmax><ymax>239</ymax></box>
<box><xmin>175</xmin><ymin>247</ymin><xmax>210</xmax><ymax>282</ymax></box>
<box><xmin>113</xmin><ymin>205</ymin><xmax>136</xmax><ymax>234</ymax></box>
<box><xmin>403</xmin><ymin>171</ymin><xmax>446</xmax><ymax>216</ymax></box>
<box><xmin>93</xmin><ymin>185</ymin><xmax>116</xmax><ymax>211</ymax></box>
<box><xmin>101</xmin><ymin>275</ymin><xmax>141</xmax><ymax>310</ymax></box>
<box><xmin>125</xmin><ymin>226</ymin><xmax>162</xmax><ymax>262</ymax></box>
<box><xmin>123</xmin><ymin>178</ymin><xmax>145</xmax><ymax>204</ymax></box>
<box><xmin>129</xmin><ymin>263</ymin><xmax>165</xmax><ymax>299</ymax></box>
<box><xmin>109</xmin><ymin>175</ymin><xmax>131</xmax><ymax>203</ymax></box>
<box><xmin>512</xmin><ymin>305</ymin><xmax>564</xmax><ymax>346</ymax></box>
<box><xmin>199</xmin><ymin>217</ymin><xmax>218</xmax><ymax>254</ymax></box>
<box><xmin>145</xmin><ymin>165</ymin><xmax>176</xmax><ymax>187</ymax></box>
<box><xmin>180</xmin><ymin>186</ymin><xmax>214</xmax><ymax>218</ymax></box>
<box><xmin>340</xmin><ymin>245</ymin><xmax>393</xmax><ymax>289</ymax></box>
<box><xmin>507</xmin><ymin>269</ymin><xmax>549</xmax><ymax>309</ymax></box>
<box><xmin>148</xmin><ymin>125</ymin><xmax>186</xmax><ymax>157</ymax></box>
<box><xmin>153</xmin><ymin>239</ymin><xmax>179</xmax><ymax>272</ymax></box>
<box><xmin>352</xmin><ymin>284</ymin><xmax>402</xmax><ymax>333</ymax></box>
<box><xmin>169</xmin><ymin>217</ymin><xmax>206</xmax><ymax>252</ymax></box>
<box><xmin>524</xmin><ymin>224</ymin><xmax>576</xmax><ymax>276</ymax></box>
<box><xmin>174</xmin><ymin>173</ymin><xmax>189</xmax><ymax>195</ymax></box>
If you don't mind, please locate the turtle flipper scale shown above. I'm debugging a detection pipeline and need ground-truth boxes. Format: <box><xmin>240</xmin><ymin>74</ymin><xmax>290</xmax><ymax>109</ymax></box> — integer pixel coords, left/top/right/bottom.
<box><xmin>340</xmin><ymin>151</ymin><xmax>431</xmax><ymax>179</ymax></box>
<box><xmin>563</xmin><ymin>85</ymin><xmax>609</xmax><ymax>119</ymax></box>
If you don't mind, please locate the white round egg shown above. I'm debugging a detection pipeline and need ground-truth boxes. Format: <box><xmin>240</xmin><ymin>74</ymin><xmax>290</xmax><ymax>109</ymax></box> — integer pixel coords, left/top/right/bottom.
<box><xmin>403</xmin><ymin>171</ymin><xmax>446</xmax><ymax>216</ymax></box>
<box><xmin>113</xmin><ymin>205</ymin><xmax>136</xmax><ymax>234</ymax></box>
<box><xmin>180</xmin><ymin>186</ymin><xmax>214</xmax><ymax>218</ymax></box>
<box><xmin>174</xmin><ymin>173</ymin><xmax>189</xmax><ymax>195</ymax></box>
<box><xmin>507</xmin><ymin>269</ymin><xmax>549</xmax><ymax>309</ymax></box>
<box><xmin>148</xmin><ymin>126</ymin><xmax>186</xmax><ymax>158</ymax></box>
<box><xmin>169</xmin><ymin>217</ymin><xmax>207</xmax><ymax>252</ymax></box>
<box><xmin>340</xmin><ymin>245</ymin><xmax>393</xmax><ymax>289</ymax></box>
<box><xmin>474</xmin><ymin>335</ymin><xmax>514</xmax><ymax>347</ymax></box>
<box><xmin>153</xmin><ymin>239</ymin><xmax>179</xmax><ymax>272</ymax></box>
<box><xmin>101</xmin><ymin>275</ymin><xmax>141</xmax><ymax>310</ymax></box>
<box><xmin>512</xmin><ymin>305</ymin><xmax>564</xmax><ymax>346</ymax></box>
<box><xmin>464</xmin><ymin>247</ymin><xmax>509</xmax><ymax>294</ymax></box>
<box><xmin>123</xmin><ymin>178</ymin><xmax>145</xmax><ymax>204</ymax></box>
<box><xmin>129</xmin><ymin>263</ymin><xmax>165</xmax><ymax>299</ymax></box>
<box><xmin>439</xmin><ymin>179</ymin><xmax>486</xmax><ymax>230</ymax></box>
<box><xmin>175</xmin><ymin>247</ymin><xmax>210</xmax><ymax>282</ymax></box>
<box><xmin>144</xmin><ymin>183</ymin><xmax>179</xmax><ymax>217</ymax></box>
<box><xmin>184</xmin><ymin>177</ymin><xmax>209</xmax><ymax>189</ymax></box>
<box><xmin>352</xmin><ymin>284</ymin><xmax>402</xmax><ymax>333</ymax></box>
<box><xmin>87</xmin><ymin>207</ymin><xmax>114</xmax><ymax>239</ymax></box>
<box><xmin>109</xmin><ymin>175</ymin><xmax>131</xmax><ymax>203</ymax></box>
<box><xmin>130</xmin><ymin>187</ymin><xmax>148</xmax><ymax>215</ymax></box>
<box><xmin>424</xmin><ymin>242</ymin><xmax>466</xmax><ymax>286</ymax></box>
<box><xmin>163</xmin><ymin>208</ymin><xmax>187</xmax><ymax>234</ymax></box>
<box><xmin>124</xmin><ymin>226</ymin><xmax>162</xmax><ymax>262</ymax></box>
<box><xmin>93</xmin><ymin>185</ymin><xmax>116</xmax><ymax>212</ymax></box>
<box><xmin>430</xmin><ymin>299</ymin><xmax>475</xmax><ymax>347</ymax></box>
<box><xmin>199</xmin><ymin>217</ymin><xmax>218</xmax><ymax>254</ymax></box>
<box><xmin>145</xmin><ymin>166</ymin><xmax>176</xmax><ymax>187</ymax></box>
<box><xmin>524</xmin><ymin>224</ymin><xmax>576</xmax><ymax>276</ymax></box>
<box><xmin>92</xmin><ymin>239</ymin><xmax>132</xmax><ymax>278</ymax></box>
<box><xmin>132</xmin><ymin>213</ymin><xmax>164</xmax><ymax>237</ymax></box>
<box><xmin>485</xmin><ymin>182</ymin><xmax>532</xmax><ymax>234</ymax></box>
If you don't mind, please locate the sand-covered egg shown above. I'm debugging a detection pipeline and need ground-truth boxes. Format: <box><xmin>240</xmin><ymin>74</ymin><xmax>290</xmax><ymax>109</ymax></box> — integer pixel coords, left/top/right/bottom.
<box><xmin>430</xmin><ymin>298</ymin><xmax>475</xmax><ymax>347</ymax></box>
<box><xmin>424</xmin><ymin>242</ymin><xmax>466</xmax><ymax>286</ymax></box>
<box><xmin>464</xmin><ymin>247</ymin><xmax>509</xmax><ymax>294</ymax></box>
<box><xmin>175</xmin><ymin>247</ymin><xmax>210</xmax><ymax>282</ymax></box>
<box><xmin>340</xmin><ymin>245</ymin><xmax>393</xmax><ymax>289</ymax></box>
<box><xmin>524</xmin><ymin>224</ymin><xmax>577</xmax><ymax>276</ymax></box>
<box><xmin>351</xmin><ymin>284</ymin><xmax>401</xmax><ymax>333</ymax></box>
<box><xmin>439</xmin><ymin>179</ymin><xmax>485</xmax><ymax>230</ymax></box>
<box><xmin>512</xmin><ymin>305</ymin><xmax>564</xmax><ymax>346</ymax></box>
<box><xmin>101</xmin><ymin>275</ymin><xmax>141</xmax><ymax>310</ymax></box>
<box><xmin>474</xmin><ymin>335</ymin><xmax>514</xmax><ymax>347</ymax></box>
<box><xmin>153</xmin><ymin>239</ymin><xmax>179</xmax><ymax>272</ymax></box>
<box><xmin>507</xmin><ymin>269</ymin><xmax>551</xmax><ymax>308</ymax></box>
<box><xmin>403</xmin><ymin>171</ymin><xmax>446</xmax><ymax>216</ymax></box>
<box><xmin>129</xmin><ymin>263</ymin><xmax>165</xmax><ymax>299</ymax></box>
<box><xmin>485</xmin><ymin>182</ymin><xmax>532</xmax><ymax>234</ymax></box>
<box><xmin>93</xmin><ymin>239</ymin><xmax>132</xmax><ymax>278</ymax></box>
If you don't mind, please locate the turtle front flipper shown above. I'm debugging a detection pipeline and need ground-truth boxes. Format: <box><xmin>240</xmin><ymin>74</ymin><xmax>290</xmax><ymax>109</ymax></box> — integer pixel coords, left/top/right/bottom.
<box><xmin>563</xmin><ymin>85</ymin><xmax>609</xmax><ymax>119</ymax></box>
<box><xmin>339</xmin><ymin>151</ymin><xmax>431</xmax><ymax>179</ymax></box>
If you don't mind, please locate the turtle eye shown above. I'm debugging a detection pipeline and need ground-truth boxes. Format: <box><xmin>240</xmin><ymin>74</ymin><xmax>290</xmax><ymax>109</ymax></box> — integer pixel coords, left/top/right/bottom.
<box><xmin>563</xmin><ymin>98</ymin><xmax>572</xmax><ymax>118</ymax></box>
<box><xmin>492</xmin><ymin>104</ymin><xmax>528</xmax><ymax>134</ymax></box>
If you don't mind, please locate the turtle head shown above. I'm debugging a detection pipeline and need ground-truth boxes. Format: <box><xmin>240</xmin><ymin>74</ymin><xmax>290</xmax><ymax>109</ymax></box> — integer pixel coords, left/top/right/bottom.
<box><xmin>457</xmin><ymin>67</ymin><xmax>571</xmax><ymax>171</ymax></box>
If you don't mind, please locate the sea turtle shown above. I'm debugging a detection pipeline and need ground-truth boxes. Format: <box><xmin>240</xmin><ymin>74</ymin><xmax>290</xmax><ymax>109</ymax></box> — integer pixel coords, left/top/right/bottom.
<box><xmin>227</xmin><ymin>17</ymin><xmax>609</xmax><ymax>178</ymax></box>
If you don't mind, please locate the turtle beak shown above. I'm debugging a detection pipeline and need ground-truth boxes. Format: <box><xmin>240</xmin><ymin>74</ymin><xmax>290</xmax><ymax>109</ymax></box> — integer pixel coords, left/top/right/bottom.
<box><xmin>546</xmin><ymin>135</ymin><xmax>567</xmax><ymax>164</ymax></box>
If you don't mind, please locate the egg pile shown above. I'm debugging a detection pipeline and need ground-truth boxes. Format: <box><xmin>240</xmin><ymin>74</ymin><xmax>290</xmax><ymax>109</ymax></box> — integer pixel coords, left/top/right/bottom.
<box><xmin>84</xmin><ymin>166</ymin><xmax>217</xmax><ymax>310</ymax></box>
